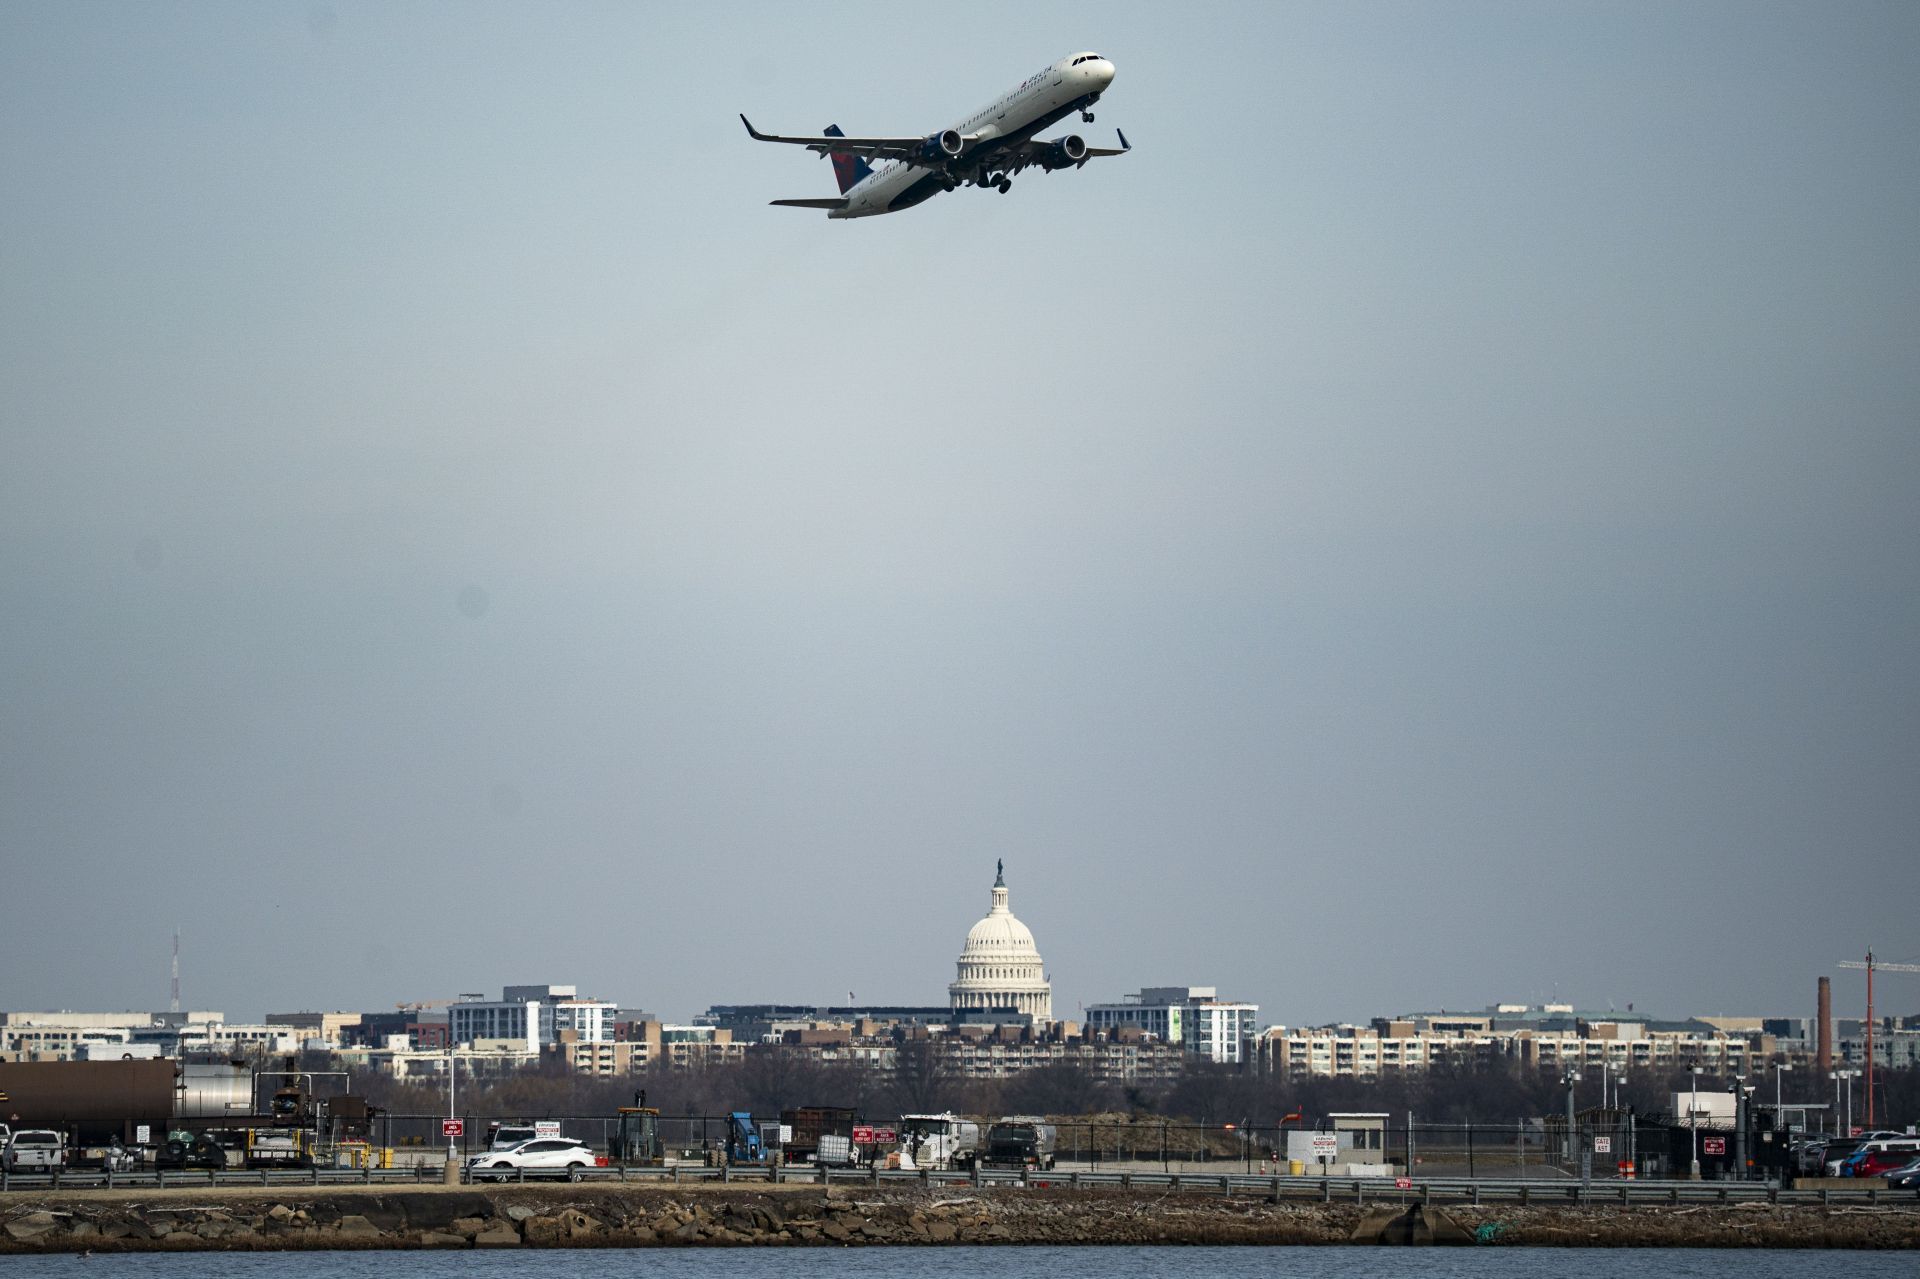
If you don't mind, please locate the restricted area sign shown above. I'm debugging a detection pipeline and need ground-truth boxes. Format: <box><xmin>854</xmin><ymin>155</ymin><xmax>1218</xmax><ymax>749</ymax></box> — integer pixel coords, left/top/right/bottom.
<box><xmin>853</xmin><ymin>1126</ymin><xmax>899</xmax><ymax>1145</ymax></box>
<box><xmin>1701</xmin><ymin>1137</ymin><xmax>1726</xmax><ymax>1155</ymax></box>
<box><xmin>1310</xmin><ymin>1134</ymin><xmax>1339</xmax><ymax>1159</ymax></box>
<box><xmin>1394</xmin><ymin>1177</ymin><xmax>1412</xmax><ymax>1190</ymax></box>
<box><xmin>442</xmin><ymin>1119</ymin><xmax>465</xmax><ymax>1138</ymax></box>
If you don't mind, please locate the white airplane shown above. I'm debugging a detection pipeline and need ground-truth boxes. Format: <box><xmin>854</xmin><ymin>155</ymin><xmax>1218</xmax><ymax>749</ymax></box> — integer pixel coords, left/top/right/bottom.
<box><xmin>741</xmin><ymin>51</ymin><xmax>1129</xmax><ymax>219</ymax></box>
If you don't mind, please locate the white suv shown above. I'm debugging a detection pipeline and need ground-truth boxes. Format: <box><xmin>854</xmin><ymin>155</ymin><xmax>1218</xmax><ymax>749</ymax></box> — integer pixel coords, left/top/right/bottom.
<box><xmin>467</xmin><ymin>1137</ymin><xmax>600</xmax><ymax>1181</ymax></box>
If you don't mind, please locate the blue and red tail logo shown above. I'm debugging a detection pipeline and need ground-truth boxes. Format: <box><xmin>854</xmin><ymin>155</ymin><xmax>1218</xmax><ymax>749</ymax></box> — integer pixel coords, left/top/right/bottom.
<box><xmin>823</xmin><ymin>125</ymin><xmax>872</xmax><ymax>195</ymax></box>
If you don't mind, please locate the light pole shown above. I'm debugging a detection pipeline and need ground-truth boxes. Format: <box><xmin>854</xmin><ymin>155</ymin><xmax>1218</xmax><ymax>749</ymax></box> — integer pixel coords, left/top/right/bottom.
<box><xmin>1774</xmin><ymin>1061</ymin><xmax>1791</xmax><ymax>1110</ymax></box>
<box><xmin>1732</xmin><ymin>1076</ymin><xmax>1751</xmax><ymax>1182</ymax></box>
<box><xmin>1689</xmin><ymin>1066</ymin><xmax>1704</xmax><ymax>1179</ymax></box>
<box><xmin>1835</xmin><ymin>1068</ymin><xmax>1859</xmax><ymax>1137</ymax></box>
<box><xmin>1562</xmin><ymin>1067</ymin><xmax>1582</xmax><ymax>1161</ymax></box>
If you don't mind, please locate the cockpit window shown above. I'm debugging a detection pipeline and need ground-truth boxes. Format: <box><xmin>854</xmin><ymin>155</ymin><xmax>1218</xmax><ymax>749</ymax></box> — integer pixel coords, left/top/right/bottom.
<box><xmin>1073</xmin><ymin>55</ymin><xmax>1104</xmax><ymax>65</ymax></box>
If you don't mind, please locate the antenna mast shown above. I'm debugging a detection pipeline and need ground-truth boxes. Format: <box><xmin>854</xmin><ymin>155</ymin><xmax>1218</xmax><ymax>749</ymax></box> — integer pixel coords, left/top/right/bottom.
<box><xmin>171</xmin><ymin>930</ymin><xmax>180</xmax><ymax>1014</ymax></box>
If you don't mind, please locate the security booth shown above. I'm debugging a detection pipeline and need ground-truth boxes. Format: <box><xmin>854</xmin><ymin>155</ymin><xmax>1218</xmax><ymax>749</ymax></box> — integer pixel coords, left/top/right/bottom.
<box><xmin>1329</xmin><ymin>1112</ymin><xmax>1390</xmax><ymax>1161</ymax></box>
<box><xmin>1283</xmin><ymin>1113</ymin><xmax>1391</xmax><ymax>1175</ymax></box>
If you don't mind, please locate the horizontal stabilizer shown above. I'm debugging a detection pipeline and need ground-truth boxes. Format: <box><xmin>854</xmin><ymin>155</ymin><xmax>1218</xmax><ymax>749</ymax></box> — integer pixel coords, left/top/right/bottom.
<box><xmin>770</xmin><ymin>197</ymin><xmax>849</xmax><ymax>210</ymax></box>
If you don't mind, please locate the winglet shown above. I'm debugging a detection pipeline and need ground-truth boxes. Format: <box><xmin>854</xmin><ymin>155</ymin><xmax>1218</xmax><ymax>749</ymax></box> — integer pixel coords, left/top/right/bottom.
<box><xmin>740</xmin><ymin>114</ymin><xmax>772</xmax><ymax>142</ymax></box>
<box><xmin>1117</xmin><ymin>129</ymin><xmax>1130</xmax><ymax>152</ymax></box>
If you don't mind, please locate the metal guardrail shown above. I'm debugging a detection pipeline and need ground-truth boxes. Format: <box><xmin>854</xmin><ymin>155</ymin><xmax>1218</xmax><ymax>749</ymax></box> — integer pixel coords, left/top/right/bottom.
<box><xmin>4</xmin><ymin>1163</ymin><xmax>1914</xmax><ymax>1207</ymax></box>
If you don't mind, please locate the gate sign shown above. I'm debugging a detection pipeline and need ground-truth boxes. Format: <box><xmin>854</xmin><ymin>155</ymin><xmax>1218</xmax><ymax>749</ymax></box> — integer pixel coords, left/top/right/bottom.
<box><xmin>1593</xmin><ymin>1137</ymin><xmax>1611</xmax><ymax>1154</ymax></box>
<box><xmin>442</xmin><ymin>1119</ymin><xmax>465</xmax><ymax>1138</ymax></box>
<box><xmin>1702</xmin><ymin>1137</ymin><xmax>1726</xmax><ymax>1155</ymax></box>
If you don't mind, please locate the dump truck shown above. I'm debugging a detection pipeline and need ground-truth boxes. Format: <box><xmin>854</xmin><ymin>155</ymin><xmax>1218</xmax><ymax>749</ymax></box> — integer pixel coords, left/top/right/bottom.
<box><xmin>780</xmin><ymin>1106</ymin><xmax>857</xmax><ymax>1165</ymax></box>
<box><xmin>896</xmin><ymin>1113</ymin><xmax>980</xmax><ymax>1171</ymax></box>
<box><xmin>983</xmin><ymin>1116</ymin><xmax>1057</xmax><ymax>1171</ymax></box>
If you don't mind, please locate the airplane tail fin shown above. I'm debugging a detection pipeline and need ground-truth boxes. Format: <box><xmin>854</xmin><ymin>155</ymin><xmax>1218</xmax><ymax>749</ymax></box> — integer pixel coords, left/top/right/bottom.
<box><xmin>823</xmin><ymin>125</ymin><xmax>873</xmax><ymax>194</ymax></box>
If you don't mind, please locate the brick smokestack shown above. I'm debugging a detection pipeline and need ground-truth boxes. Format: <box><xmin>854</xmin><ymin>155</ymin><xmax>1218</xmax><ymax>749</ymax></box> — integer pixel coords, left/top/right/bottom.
<box><xmin>1817</xmin><ymin>975</ymin><xmax>1833</xmax><ymax>1076</ymax></box>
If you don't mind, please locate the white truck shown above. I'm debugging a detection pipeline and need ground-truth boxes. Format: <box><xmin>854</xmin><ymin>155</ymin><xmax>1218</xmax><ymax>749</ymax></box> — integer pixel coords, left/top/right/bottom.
<box><xmin>895</xmin><ymin>1113</ymin><xmax>981</xmax><ymax>1171</ymax></box>
<box><xmin>4</xmin><ymin>1129</ymin><xmax>67</xmax><ymax>1173</ymax></box>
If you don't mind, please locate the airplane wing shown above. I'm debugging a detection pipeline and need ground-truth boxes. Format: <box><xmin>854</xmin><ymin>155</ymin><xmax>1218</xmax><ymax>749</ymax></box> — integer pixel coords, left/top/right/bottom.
<box><xmin>770</xmin><ymin>198</ymin><xmax>848</xmax><ymax>210</ymax></box>
<box><xmin>992</xmin><ymin>129</ymin><xmax>1132</xmax><ymax>176</ymax></box>
<box><xmin>740</xmin><ymin>115</ymin><xmax>944</xmax><ymax>163</ymax></box>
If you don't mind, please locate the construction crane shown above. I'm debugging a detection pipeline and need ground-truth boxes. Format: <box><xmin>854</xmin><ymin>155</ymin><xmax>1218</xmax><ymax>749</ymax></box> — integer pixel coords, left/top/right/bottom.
<box><xmin>1835</xmin><ymin>951</ymin><xmax>1920</xmax><ymax>1129</ymax></box>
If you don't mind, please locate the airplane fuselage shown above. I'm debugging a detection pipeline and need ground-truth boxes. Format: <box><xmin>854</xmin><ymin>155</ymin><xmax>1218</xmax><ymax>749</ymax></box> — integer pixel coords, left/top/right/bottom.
<box><xmin>832</xmin><ymin>54</ymin><xmax>1116</xmax><ymax>218</ymax></box>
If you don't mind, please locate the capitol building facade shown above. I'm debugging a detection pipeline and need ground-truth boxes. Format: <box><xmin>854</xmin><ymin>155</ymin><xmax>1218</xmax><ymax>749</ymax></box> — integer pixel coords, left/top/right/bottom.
<box><xmin>948</xmin><ymin>862</ymin><xmax>1052</xmax><ymax>1022</ymax></box>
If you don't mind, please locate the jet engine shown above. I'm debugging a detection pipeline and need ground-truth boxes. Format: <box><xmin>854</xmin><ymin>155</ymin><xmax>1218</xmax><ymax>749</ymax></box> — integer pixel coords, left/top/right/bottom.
<box><xmin>1040</xmin><ymin>134</ymin><xmax>1089</xmax><ymax>170</ymax></box>
<box><xmin>919</xmin><ymin>130</ymin><xmax>964</xmax><ymax>161</ymax></box>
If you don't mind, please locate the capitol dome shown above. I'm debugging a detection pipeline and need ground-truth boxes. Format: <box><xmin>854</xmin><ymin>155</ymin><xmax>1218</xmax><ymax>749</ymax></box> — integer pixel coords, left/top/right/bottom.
<box><xmin>948</xmin><ymin>862</ymin><xmax>1052</xmax><ymax>1021</ymax></box>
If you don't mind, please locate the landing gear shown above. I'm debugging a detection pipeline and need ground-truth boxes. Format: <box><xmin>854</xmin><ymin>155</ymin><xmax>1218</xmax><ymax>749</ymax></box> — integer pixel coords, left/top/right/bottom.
<box><xmin>997</xmin><ymin>178</ymin><xmax>1011</xmax><ymax>194</ymax></box>
<box><xmin>1082</xmin><ymin>110</ymin><xmax>1095</xmax><ymax>123</ymax></box>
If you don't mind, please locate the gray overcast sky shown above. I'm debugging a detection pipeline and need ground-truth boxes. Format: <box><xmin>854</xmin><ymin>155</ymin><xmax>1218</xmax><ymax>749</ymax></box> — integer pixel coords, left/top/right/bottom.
<box><xmin>3</xmin><ymin>2</ymin><xmax>1915</xmax><ymax>1029</ymax></box>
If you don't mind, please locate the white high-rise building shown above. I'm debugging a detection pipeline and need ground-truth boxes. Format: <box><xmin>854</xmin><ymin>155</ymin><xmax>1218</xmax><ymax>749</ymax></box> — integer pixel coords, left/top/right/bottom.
<box><xmin>1086</xmin><ymin>986</ymin><xmax>1260</xmax><ymax>1065</ymax></box>
<box><xmin>448</xmin><ymin>985</ymin><xmax>616</xmax><ymax>1050</ymax></box>
<box><xmin>948</xmin><ymin>862</ymin><xmax>1052</xmax><ymax>1022</ymax></box>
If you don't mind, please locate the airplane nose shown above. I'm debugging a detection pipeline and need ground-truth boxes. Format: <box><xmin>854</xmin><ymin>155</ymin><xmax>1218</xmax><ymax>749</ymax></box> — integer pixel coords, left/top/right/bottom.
<box><xmin>1095</xmin><ymin>59</ymin><xmax>1115</xmax><ymax>88</ymax></box>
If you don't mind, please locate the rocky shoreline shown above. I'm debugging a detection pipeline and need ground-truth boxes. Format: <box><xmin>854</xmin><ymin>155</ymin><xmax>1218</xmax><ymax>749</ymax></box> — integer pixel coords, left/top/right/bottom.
<box><xmin>2</xmin><ymin>1184</ymin><xmax>1915</xmax><ymax>1252</ymax></box>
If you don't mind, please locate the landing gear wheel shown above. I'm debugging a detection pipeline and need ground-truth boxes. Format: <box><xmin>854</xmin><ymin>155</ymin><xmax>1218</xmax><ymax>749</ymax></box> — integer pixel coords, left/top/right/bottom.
<box><xmin>1082</xmin><ymin>111</ymin><xmax>1095</xmax><ymax>122</ymax></box>
<box><xmin>997</xmin><ymin>179</ymin><xmax>1011</xmax><ymax>194</ymax></box>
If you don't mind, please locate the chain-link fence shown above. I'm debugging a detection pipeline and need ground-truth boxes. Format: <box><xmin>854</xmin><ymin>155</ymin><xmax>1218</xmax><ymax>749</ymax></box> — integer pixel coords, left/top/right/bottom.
<box><xmin>366</xmin><ymin>1112</ymin><xmax>1797</xmax><ymax>1180</ymax></box>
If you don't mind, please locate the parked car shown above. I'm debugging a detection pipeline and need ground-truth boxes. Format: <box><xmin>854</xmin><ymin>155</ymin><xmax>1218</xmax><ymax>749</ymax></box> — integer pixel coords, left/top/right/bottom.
<box><xmin>4</xmin><ymin>1130</ymin><xmax>68</xmax><ymax>1173</ymax></box>
<box><xmin>485</xmin><ymin>1121</ymin><xmax>540</xmax><ymax>1151</ymax></box>
<box><xmin>1824</xmin><ymin>1141</ymin><xmax>1870</xmax><ymax>1177</ymax></box>
<box><xmin>1881</xmin><ymin>1158</ymin><xmax>1920</xmax><ymax>1190</ymax></box>
<box><xmin>466</xmin><ymin>1137</ymin><xmax>603</xmax><ymax>1181</ymax></box>
<box><xmin>1841</xmin><ymin>1141</ymin><xmax>1920</xmax><ymax>1178</ymax></box>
